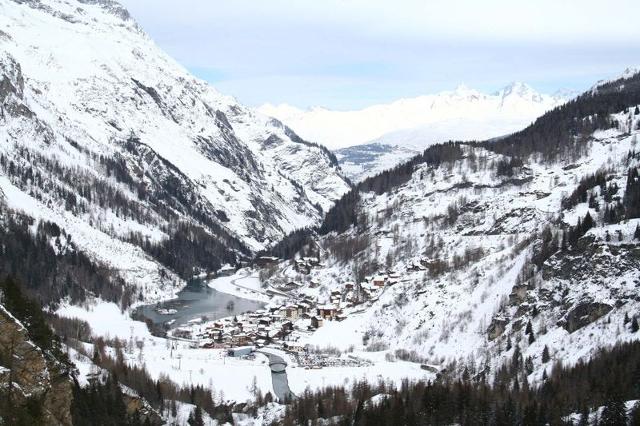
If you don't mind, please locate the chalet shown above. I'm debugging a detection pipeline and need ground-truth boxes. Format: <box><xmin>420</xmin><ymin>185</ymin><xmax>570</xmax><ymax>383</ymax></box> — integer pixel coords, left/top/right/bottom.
<box><xmin>255</xmin><ymin>256</ymin><xmax>279</xmax><ymax>267</ymax></box>
<box><xmin>317</xmin><ymin>305</ymin><xmax>338</xmax><ymax>320</ymax></box>
<box><xmin>282</xmin><ymin>305</ymin><xmax>299</xmax><ymax>320</ymax></box>
<box><xmin>284</xmin><ymin>342</ymin><xmax>305</xmax><ymax>353</ymax></box>
<box><xmin>208</xmin><ymin>329</ymin><xmax>223</xmax><ymax>342</ymax></box>
<box><xmin>302</xmin><ymin>256</ymin><xmax>320</xmax><ymax>266</ymax></box>
<box><xmin>231</xmin><ymin>333</ymin><xmax>251</xmax><ymax>346</ymax></box>
<box><xmin>282</xmin><ymin>281</ymin><xmax>302</xmax><ymax>292</ymax></box>
<box><xmin>257</xmin><ymin>329</ymin><xmax>271</xmax><ymax>341</ymax></box>
<box><xmin>310</xmin><ymin>316</ymin><xmax>324</xmax><ymax>328</ymax></box>
<box><xmin>372</xmin><ymin>275</ymin><xmax>387</xmax><ymax>288</ymax></box>
<box><xmin>295</xmin><ymin>259</ymin><xmax>311</xmax><ymax>274</ymax></box>
<box><xmin>227</xmin><ymin>346</ymin><xmax>253</xmax><ymax>357</ymax></box>
<box><xmin>172</xmin><ymin>328</ymin><xmax>192</xmax><ymax>339</ymax></box>
<box><xmin>297</xmin><ymin>302</ymin><xmax>311</xmax><ymax>316</ymax></box>
<box><xmin>344</xmin><ymin>282</ymin><xmax>355</xmax><ymax>290</ymax></box>
<box><xmin>217</xmin><ymin>264</ymin><xmax>236</xmax><ymax>277</ymax></box>
<box><xmin>258</xmin><ymin>317</ymin><xmax>271</xmax><ymax>327</ymax></box>
<box><xmin>281</xmin><ymin>321</ymin><xmax>294</xmax><ymax>332</ymax></box>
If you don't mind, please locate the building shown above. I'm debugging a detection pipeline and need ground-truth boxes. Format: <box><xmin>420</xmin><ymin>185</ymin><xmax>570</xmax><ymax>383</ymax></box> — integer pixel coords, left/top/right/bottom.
<box><xmin>317</xmin><ymin>305</ymin><xmax>337</xmax><ymax>320</ymax></box>
<box><xmin>372</xmin><ymin>275</ymin><xmax>387</xmax><ymax>288</ymax></box>
<box><xmin>255</xmin><ymin>256</ymin><xmax>279</xmax><ymax>267</ymax></box>
<box><xmin>227</xmin><ymin>346</ymin><xmax>254</xmax><ymax>357</ymax></box>
<box><xmin>311</xmin><ymin>316</ymin><xmax>324</xmax><ymax>328</ymax></box>
<box><xmin>217</xmin><ymin>264</ymin><xmax>236</xmax><ymax>277</ymax></box>
<box><xmin>232</xmin><ymin>333</ymin><xmax>251</xmax><ymax>346</ymax></box>
<box><xmin>282</xmin><ymin>305</ymin><xmax>300</xmax><ymax>320</ymax></box>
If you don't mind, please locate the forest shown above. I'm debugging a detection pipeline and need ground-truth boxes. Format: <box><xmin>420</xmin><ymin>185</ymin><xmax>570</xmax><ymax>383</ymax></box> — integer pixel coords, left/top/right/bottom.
<box><xmin>275</xmin><ymin>340</ymin><xmax>640</xmax><ymax>425</ymax></box>
<box><xmin>0</xmin><ymin>207</ymin><xmax>133</xmax><ymax>308</ymax></box>
<box><xmin>480</xmin><ymin>72</ymin><xmax>640</xmax><ymax>161</ymax></box>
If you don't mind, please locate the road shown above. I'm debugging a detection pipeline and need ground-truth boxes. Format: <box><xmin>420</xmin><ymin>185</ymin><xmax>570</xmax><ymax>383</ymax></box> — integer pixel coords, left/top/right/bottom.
<box><xmin>228</xmin><ymin>271</ymin><xmax>289</xmax><ymax>298</ymax></box>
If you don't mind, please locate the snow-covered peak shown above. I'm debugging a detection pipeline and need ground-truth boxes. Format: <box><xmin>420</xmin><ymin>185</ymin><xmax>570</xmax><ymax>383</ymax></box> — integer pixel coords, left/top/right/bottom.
<box><xmin>619</xmin><ymin>66</ymin><xmax>640</xmax><ymax>80</ymax></box>
<box><xmin>0</xmin><ymin>0</ymin><xmax>350</xmax><ymax>299</ymax></box>
<box><xmin>494</xmin><ymin>81</ymin><xmax>541</xmax><ymax>102</ymax></box>
<box><xmin>591</xmin><ymin>66</ymin><xmax>640</xmax><ymax>91</ymax></box>
<box><xmin>450</xmin><ymin>83</ymin><xmax>482</xmax><ymax>98</ymax></box>
<box><xmin>258</xmin><ymin>83</ymin><xmax>567</xmax><ymax>150</ymax></box>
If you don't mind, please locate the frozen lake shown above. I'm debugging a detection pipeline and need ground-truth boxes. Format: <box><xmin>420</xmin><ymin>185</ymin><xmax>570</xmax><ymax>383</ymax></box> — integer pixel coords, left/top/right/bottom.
<box><xmin>136</xmin><ymin>281</ymin><xmax>265</xmax><ymax>329</ymax></box>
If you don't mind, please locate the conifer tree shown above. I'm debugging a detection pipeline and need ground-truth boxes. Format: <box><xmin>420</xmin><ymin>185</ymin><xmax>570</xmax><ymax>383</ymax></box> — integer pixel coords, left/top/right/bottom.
<box><xmin>600</xmin><ymin>397</ymin><xmax>627</xmax><ymax>425</ymax></box>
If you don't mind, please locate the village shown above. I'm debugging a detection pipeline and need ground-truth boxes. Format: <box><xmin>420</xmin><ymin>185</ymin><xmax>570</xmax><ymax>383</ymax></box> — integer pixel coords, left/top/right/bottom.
<box><xmin>165</xmin><ymin>255</ymin><xmax>410</xmax><ymax>367</ymax></box>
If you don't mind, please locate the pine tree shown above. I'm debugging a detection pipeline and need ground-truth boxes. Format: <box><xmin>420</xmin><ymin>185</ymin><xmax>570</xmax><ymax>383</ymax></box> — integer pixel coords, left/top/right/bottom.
<box><xmin>583</xmin><ymin>211</ymin><xmax>595</xmax><ymax>232</ymax></box>
<box><xmin>600</xmin><ymin>398</ymin><xmax>627</xmax><ymax>425</ymax></box>
<box><xmin>194</xmin><ymin>406</ymin><xmax>204</xmax><ymax>426</ymax></box>
<box><xmin>542</xmin><ymin>345</ymin><xmax>550</xmax><ymax>363</ymax></box>
<box><xmin>526</xmin><ymin>321</ymin><xmax>535</xmax><ymax>344</ymax></box>
<box><xmin>632</xmin><ymin>316</ymin><xmax>639</xmax><ymax>333</ymax></box>
<box><xmin>630</xmin><ymin>401</ymin><xmax>640</xmax><ymax>426</ymax></box>
<box><xmin>578</xmin><ymin>407</ymin><xmax>590</xmax><ymax>426</ymax></box>
<box><xmin>635</xmin><ymin>224</ymin><xmax>640</xmax><ymax>240</ymax></box>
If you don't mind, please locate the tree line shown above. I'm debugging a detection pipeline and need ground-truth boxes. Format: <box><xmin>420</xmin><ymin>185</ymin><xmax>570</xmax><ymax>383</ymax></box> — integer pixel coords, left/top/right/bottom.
<box><xmin>0</xmin><ymin>208</ymin><xmax>132</xmax><ymax>308</ymax></box>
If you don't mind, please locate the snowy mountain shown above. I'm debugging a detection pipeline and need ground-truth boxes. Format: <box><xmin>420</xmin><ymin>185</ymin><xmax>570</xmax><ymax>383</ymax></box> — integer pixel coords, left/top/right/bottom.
<box><xmin>259</xmin><ymin>69</ymin><xmax>640</xmax><ymax>393</ymax></box>
<box><xmin>0</xmin><ymin>0</ymin><xmax>350</xmax><ymax>303</ymax></box>
<box><xmin>260</xmin><ymin>83</ymin><xmax>569</xmax><ymax>181</ymax></box>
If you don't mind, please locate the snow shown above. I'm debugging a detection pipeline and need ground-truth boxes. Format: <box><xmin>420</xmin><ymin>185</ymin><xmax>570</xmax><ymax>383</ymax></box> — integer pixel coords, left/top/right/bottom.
<box><xmin>57</xmin><ymin>300</ymin><xmax>274</xmax><ymax>403</ymax></box>
<box><xmin>0</xmin><ymin>0</ymin><xmax>350</xmax><ymax>280</ymax></box>
<box><xmin>259</xmin><ymin>82</ymin><xmax>567</xmax><ymax>150</ymax></box>
<box><xmin>256</xmin><ymin>110</ymin><xmax>640</xmax><ymax>388</ymax></box>
<box><xmin>208</xmin><ymin>269</ymin><xmax>271</xmax><ymax>303</ymax></box>
<box><xmin>162</xmin><ymin>401</ymin><xmax>218</xmax><ymax>426</ymax></box>
<box><xmin>286</xmin><ymin>354</ymin><xmax>434</xmax><ymax>396</ymax></box>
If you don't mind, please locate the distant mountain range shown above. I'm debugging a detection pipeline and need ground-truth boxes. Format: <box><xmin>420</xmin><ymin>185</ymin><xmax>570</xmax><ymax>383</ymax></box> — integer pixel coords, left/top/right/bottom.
<box><xmin>260</xmin><ymin>83</ymin><xmax>575</xmax><ymax>181</ymax></box>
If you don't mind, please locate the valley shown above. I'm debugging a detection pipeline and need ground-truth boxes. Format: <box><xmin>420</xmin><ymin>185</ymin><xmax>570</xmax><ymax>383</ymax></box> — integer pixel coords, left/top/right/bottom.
<box><xmin>1</xmin><ymin>0</ymin><xmax>640</xmax><ymax>424</ymax></box>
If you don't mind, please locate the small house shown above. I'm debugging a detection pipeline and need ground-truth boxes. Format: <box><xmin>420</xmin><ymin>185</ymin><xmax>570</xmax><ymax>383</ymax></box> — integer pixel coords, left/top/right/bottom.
<box><xmin>317</xmin><ymin>305</ymin><xmax>337</xmax><ymax>320</ymax></box>
<box><xmin>217</xmin><ymin>264</ymin><xmax>236</xmax><ymax>277</ymax></box>
<box><xmin>227</xmin><ymin>346</ymin><xmax>254</xmax><ymax>357</ymax></box>
<box><xmin>311</xmin><ymin>316</ymin><xmax>324</xmax><ymax>328</ymax></box>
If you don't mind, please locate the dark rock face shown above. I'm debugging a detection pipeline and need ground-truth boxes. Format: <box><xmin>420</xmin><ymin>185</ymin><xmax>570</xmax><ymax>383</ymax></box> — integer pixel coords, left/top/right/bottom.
<box><xmin>0</xmin><ymin>305</ymin><xmax>73</xmax><ymax>426</ymax></box>
<box><xmin>487</xmin><ymin>317</ymin><xmax>509</xmax><ymax>340</ymax></box>
<box><xmin>563</xmin><ymin>302</ymin><xmax>612</xmax><ymax>333</ymax></box>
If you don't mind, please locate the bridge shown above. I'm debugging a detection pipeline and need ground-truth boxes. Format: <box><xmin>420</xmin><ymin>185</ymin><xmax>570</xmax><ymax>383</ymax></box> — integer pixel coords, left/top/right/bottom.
<box><xmin>269</xmin><ymin>359</ymin><xmax>287</xmax><ymax>373</ymax></box>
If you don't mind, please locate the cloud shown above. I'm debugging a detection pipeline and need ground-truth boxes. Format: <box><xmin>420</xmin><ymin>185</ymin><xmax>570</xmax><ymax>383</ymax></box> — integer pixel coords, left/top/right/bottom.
<box><xmin>119</xmin><ymin>0</ymin><xmax>640</xmax><ymax>108</ymax></box>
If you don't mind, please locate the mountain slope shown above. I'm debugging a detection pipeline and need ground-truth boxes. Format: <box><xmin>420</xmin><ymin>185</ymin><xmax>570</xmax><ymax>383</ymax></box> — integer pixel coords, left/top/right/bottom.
<box><xmin>0</xmin><ymin>0</ymin><xmax>350</xmax><ymax>303</ymax></box>
<box><xmin>260</xmin><ymin>69</ymin><xmax>640</xmax><ymax>387</ymax></box>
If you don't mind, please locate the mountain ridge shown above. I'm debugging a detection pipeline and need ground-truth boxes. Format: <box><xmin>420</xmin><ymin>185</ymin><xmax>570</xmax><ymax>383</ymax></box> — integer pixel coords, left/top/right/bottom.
<box><xmin>258</xmin><ymin>81</ymin><xmax>568</xmax><ymax>151</ymax></box>
<box><xmin>0</xmin><ymin>0</ymin><xmax>350</xmax><ymax>305</ymax></box>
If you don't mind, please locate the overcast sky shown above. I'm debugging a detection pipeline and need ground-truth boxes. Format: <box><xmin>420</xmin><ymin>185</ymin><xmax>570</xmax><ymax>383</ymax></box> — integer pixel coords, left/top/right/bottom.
<box><xmin>120</xmin><ymin>0</ymin><xmax>640</xmax><ymax>110</ymax></box>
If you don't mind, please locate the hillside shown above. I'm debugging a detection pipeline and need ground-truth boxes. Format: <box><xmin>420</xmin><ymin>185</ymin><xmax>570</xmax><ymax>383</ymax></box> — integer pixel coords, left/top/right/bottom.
<box><xmin>256</xmin><ymin>69</ymin><xmax>640</xmax><ymax>393</ymax></box>
<box><xmin>0</xmin><ymin>0</ymin><xmax>350</xmax><ymax>305</ymax></box>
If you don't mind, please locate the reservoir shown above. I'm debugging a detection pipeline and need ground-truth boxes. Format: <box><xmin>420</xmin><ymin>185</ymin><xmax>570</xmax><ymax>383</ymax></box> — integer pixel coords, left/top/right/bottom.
<box><xmin>135</xmin><ymin>281</ymin><xmax>265</xmax><ymax>330</ymax></box>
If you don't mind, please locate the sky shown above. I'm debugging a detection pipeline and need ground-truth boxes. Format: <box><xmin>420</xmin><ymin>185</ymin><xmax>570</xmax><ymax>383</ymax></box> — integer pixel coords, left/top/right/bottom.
<box><xmin>120</xmin><ymin>0</ymin><xmax>640</xmax><ymax>110</ymax></box>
